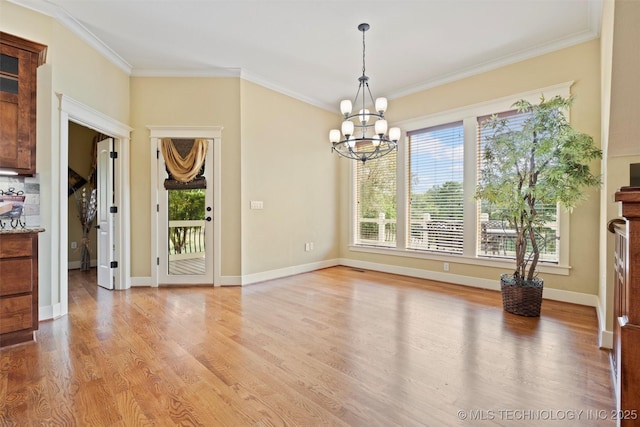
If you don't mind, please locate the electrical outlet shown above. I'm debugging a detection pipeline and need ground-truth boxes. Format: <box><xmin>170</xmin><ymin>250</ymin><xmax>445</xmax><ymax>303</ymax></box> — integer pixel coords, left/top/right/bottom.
<box><xmin>71</xmin><ymin>241</ymin><xmax>77</xmax><ymax>249</ymax></box>
<box><xmin>305</xmin><ymin>242</ymin><xmax>311</xmax><ymax>252</ymax></box>
<box><xmin>444</xmin><ymin>262</ymin><xmax>450</xmax><ymax>272</ymax></box>
<box><xmin>250</xmin><ymin>200</ymin><xmax>264</xmax><ymax>209</ymax></box>
<box><xmin>310</xmin><ymin>242</ymin><xmax>314</xmax><ymax>251</ymax></box>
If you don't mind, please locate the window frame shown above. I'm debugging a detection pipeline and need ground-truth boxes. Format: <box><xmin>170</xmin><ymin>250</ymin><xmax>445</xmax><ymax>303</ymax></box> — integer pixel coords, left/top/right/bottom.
<box><xmin>348</xmin><ymin>82</ymin><xmax>573</xmax><ymax>276</ymax></box>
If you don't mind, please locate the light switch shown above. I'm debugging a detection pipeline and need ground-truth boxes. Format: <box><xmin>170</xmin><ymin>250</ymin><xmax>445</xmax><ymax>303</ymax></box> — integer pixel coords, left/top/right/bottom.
<box><xmin>250</xmin><ymin>200</ymin><xmax>264</xmax><ymax>209</ymax></box>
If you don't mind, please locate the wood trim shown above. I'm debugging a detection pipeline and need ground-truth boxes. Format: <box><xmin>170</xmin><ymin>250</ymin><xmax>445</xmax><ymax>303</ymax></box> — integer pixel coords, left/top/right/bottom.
<box><xmin>0</xmin><ymin>32</ymin><xmax>47</xmax><ymax>66</ymax></box>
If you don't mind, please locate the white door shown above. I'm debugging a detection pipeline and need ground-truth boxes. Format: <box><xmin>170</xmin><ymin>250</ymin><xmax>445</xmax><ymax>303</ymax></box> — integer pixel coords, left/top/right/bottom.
<box><xmin>157</xmin><ymin>139</ymin><xmax>214</xmax><ymax>285</ymax></box>
<box><xmin>97</xmin><ymin>138</ymin><xmax>114</xmax><ymax>290</ymax></box>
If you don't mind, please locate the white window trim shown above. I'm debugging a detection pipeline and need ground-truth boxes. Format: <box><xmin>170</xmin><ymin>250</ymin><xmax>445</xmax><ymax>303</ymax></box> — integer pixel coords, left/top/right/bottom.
<box><xmin>349</xmin><ymin>81</ymin><xmax>573</xmax><ymax>276</ymax></box>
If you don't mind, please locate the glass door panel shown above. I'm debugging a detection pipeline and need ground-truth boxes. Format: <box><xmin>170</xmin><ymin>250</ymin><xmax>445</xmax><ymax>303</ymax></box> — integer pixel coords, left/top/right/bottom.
<box><xmin>167</xmin><ymin>188</ymin><xmax>206</xmax><ymax>275</ymax></box>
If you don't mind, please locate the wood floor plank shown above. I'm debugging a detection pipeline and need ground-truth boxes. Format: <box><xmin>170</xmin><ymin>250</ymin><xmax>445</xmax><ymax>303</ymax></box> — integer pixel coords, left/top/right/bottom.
<box><xmin>0</xmin><ymin>266</ymin><xmax>616</xmax><ymax>426</ymax></box>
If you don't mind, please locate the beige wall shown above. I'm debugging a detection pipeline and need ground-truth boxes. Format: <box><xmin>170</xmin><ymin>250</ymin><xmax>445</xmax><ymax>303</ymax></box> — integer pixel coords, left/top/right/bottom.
<box><xmin>340</xmin><ymin>39</ymin><xmax>603</xmax><ymax>295</ymax></box>
<box><xmin>129</xmin><ymin>77</ymin><xmax>241</xmax><ymax>277</ymax></box>
<box><xmin>239</xmin><ymin>80</ymin><xmax>340</xmax><ymax>275</ymax></box>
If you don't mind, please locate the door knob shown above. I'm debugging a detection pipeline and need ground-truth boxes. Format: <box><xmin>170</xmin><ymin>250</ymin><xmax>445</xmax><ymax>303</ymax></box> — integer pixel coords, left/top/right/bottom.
<box><xmin>206</xmin><ymin>217</ymin><xmax>212</xmax><ymax>222</ymax></box>
<box><xmin>207</xmin><ymin>207</ymin><xmax>212</xmax><ymax>212</ymax></box>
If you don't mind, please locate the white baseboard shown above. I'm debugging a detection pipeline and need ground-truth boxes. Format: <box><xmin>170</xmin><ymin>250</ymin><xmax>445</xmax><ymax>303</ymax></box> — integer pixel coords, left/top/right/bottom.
<box><xmin>240</xmin><ymin>259</ymin><xmax>339</xmax><ymax>286</ymax></box>
<box><xmin>219</xmin><ymin>275</ymin><xmax>242</xmax><ymax>286</ymax></box>
<box><xmin>338</xmin><ymin>258</ymin><xmax>599</xmax><ymax>308</ymax></box>
<box><xmin>39</xmin><ymin>302</ymin><xmax>62</xmax><ymax>321</ymax></box>
<box><xmin>130</xmin><ymin>276</ymin><xmax>152</xmax><ymax>287</ymax></box>
<box><xmin>596</xmin><ymin>297</ymin><xmax>614</xmax><ymax>349</ymax></box>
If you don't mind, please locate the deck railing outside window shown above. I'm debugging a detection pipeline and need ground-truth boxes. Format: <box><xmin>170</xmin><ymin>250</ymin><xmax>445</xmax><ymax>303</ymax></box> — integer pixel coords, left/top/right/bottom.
<box><xmin>168</xmin><ymin>220</ymin><xmax>205</xmax><ymax>260</ymax></box>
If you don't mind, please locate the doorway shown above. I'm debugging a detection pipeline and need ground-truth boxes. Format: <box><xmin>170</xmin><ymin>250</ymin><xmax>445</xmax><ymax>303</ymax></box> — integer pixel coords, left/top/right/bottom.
<box><xmin>157</xmin><ymin>138</ymin><xmax>214</xmax><ymax>285</ymax></box>
<box><xmin>148</xmin><ymin>126</ymin><xmax>222</xmax><ymax>287</ymax></box>
<box><xmin>58</xmin><ymin>94</ymin><xmax>131</xmax><ymax>317</ymax></box>
<box><xmin>67</xmin><ymin>124</ymin><xmax>115</xmax><ymax>289</ymax></box>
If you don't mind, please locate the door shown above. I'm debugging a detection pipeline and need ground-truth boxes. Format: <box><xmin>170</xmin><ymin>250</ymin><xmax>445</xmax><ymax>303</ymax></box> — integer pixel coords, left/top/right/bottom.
<box><xmin>157</xmin><ymin>139</ymin><xmax>214</xmax><ymax>285</ymax></box>
<box><xmin>96</xmin><ymin>138</ymin><xmax>114</xmax><ymax>289</ymax></box>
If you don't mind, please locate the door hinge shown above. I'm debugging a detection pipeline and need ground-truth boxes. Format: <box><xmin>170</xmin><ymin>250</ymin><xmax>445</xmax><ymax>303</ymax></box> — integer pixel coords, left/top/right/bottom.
<box><xmin>110</xmin><ymin>261</ymin><xmax>118</xmax><ymax>268</ymax></box>
<box><xmin>110</xmin><ymin>206</ymin><xmax>118</xmax><ymax>214</ymax></box>
<box><xmin>157</xmin><ymin>150</ymin><xmax>160</xmax><ymax>159</ymax></box>
<box><xmin>110</xmin><ymin>151</ymin><xmax>118</xmax><ymax>159</ymax></box>
<box><xmin>157</xmin><ymin>204</ymin><xmax>159</xmax><ymax>213</ymax></box>
<box><xmin>157</xmin><ymin>257</ymin><xmax>160</xmax><ymax>266</ymax></box>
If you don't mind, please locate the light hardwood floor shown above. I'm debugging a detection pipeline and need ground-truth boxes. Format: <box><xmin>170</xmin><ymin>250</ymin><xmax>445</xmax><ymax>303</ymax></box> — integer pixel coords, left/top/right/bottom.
<box><xmin>1</xmin><ymin>267</ymin><xmax>615</xmax><ymax>426</ymax></box>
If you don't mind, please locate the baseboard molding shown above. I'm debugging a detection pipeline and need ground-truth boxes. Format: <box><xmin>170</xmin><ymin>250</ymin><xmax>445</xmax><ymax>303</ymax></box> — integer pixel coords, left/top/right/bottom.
<box><xmin>130</xmin><ymin>276</ymin><xmax>152</xmax><ymax>287</ymax></box>
<box><xmin>241</xmin><ymin>259</ymin><xmax>339</xmax><ymax>286</ymax></box>
<box><xmin>219</xmin><ymin>275</ymin><xmax>242</xmax><ymax>286</ymax></box>
<box><xmin>338</xmin><ymin>258</ymin><xmax>599</xmax><ymax>308</ymax></box>
<box><xmin>39</xmin><ymin>302</ymin><xmax>62</xmax><ymax>321</ymax></box>
<box><xmin>122</xmin><ymin>260</ymin><xmax>601</xmax><ymax>316</ymax></box>
<box><xmin>596</xmin><ymin>297</ymin><xmax>614</xmax><ymax>349</ymax></box>
<box><xmin>68</xmin><ymin>259</ymin><xmax>97</xmax><ymax>270</ymax></box>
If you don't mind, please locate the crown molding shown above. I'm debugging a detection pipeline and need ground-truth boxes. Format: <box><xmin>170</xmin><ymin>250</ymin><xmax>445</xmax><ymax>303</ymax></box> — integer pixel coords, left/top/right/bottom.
<box><xmin>131</xmin><ymin>68</ymin><xmax>241</xmax><ymax>78</ymax></box>
<box><xmin>7</xmin><ymin>0</ymin><xmax>132</xmax><ymax>74</ymax></box>
<box><xmin>389</xmin><ymin>29</ymin><xmax>599</xmax><ymax>101</ymax></box>
<box><xmin>240</xmin><ymin>69</ymin><xmax>334</xmax><ymax>112</ymax></box>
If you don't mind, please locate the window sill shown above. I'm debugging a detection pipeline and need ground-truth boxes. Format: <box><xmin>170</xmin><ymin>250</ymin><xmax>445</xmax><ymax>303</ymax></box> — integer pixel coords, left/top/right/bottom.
<box><xmin>348</xmin><ymin>245</ymin><xmax>571</xmax><ymax>276</ymax></box>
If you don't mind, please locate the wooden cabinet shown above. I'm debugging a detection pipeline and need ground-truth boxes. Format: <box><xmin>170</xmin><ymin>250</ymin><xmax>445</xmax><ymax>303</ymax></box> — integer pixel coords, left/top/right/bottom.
<box><xmin>0</xmin><ymin>232</ymin><xmax>38</xmax><ymax>347</ymax></box>
<box><xmin>613</xmin><ymin>188</ymin><xmax>640</xmax><ymax>426</ymax></box>
<box><xmin>0</xmin><ymin>32</ymin><xmax>47</xmax><ymax>175</ymax></box>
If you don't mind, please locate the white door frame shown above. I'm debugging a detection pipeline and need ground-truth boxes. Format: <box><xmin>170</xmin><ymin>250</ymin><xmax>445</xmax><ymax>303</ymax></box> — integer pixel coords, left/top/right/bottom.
<box><xmin>148</xmin><ymin>126</ymin><xmax>223</xmax><ymax>287</ymax></box>
<box><xmin>58</xmin><ymin>94</ymin><xmax>132</xmax><ymax>315</ymax></box>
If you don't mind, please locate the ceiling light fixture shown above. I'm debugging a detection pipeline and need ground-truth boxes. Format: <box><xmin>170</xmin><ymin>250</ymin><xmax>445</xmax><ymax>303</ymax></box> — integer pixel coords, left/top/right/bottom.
<box><xmin>329</xmin><ymin>23</ymin><xmax>400</xmax><ymax>163</ymax></box>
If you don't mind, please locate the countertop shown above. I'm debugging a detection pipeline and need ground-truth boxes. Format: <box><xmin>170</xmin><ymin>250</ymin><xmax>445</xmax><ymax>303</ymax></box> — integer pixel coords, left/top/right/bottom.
<box><xmin>0</xmin><ymin>227</ymin><xmax>45</xmax><ymax>234</ymax></box>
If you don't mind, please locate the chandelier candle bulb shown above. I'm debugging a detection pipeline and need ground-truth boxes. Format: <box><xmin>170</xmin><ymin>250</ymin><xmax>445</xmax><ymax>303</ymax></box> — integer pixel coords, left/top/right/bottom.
<box><xmin>340</xmin><ymin>100</ymin><xmax>353</xmax><ymax>116</ymax></box>
<box><xmin>359</xmin><ymin>109</ymin><xmax>370</xmax><ymax>124</ymax></box>
<box><xmin>389</xmin><ymin>127</ymin><xmax>401</xmax><ymax>141</ymax></box>
<box><xmin>329</xmin><ymin>23</ymin><xmax>399</xmax><ymax>163</ymax></box>
<box><xmin>329</xmin><ymin>129</ymin><xmax>341</xmax><ymax>143</ymax></box>
<box><xmin>342</xmin><ymin>120</ymin><xmax>354</xmax><ymax>138</ymax></box>
<box><xmin>375</xmin><ymin>97</ymin><xmax>387</xmax><ymax>114</ymax></box>
<box><xmin>375</xmin><ymin>119</ymin><xmax>388</xmax><ymax>136</ymax></box>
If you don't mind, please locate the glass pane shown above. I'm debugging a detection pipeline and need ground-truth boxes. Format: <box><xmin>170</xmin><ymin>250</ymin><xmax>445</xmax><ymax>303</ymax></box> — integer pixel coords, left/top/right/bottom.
<box><xmin>477</xmin><ymin>110</ymin><xmax>558</xmax><ymax>261</ymax></box>
<box><xmin>167</xmin><ymin>188</ymin><xmax>206</xmax><ymax>275</ymax></box>
<box><xmin>407</xmin><ymin>121</ymin><xmax>464</xmax><ymax>254</ymax></box>
<box><xmin>354</xmin><ymin>147</ymin><xmax>397</xmax><ymax>247</ymax></box>
<box><xmin>0</xmin><ymin>54</ymin><xmax>19</xmax><ymax>75</ymax></box>
<box><xmin>0</xmin><ymin>76</ymin><xmax>18</xmax><ymax>94</ymax></box>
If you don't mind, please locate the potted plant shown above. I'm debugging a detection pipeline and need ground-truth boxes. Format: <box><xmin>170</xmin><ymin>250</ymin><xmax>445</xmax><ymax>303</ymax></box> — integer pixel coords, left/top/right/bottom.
<box><xmin>475</xmin><ymin>95</ymin><xmax>602</xmax><ymax>316</ymax></box>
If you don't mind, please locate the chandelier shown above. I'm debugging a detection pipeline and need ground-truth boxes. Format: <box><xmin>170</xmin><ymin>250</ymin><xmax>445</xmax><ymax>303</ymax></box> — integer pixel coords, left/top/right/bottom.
<box><xmin>329</xmin><ymin>23</ymin><xmax>400</xmax><ymax>163</ymax></box>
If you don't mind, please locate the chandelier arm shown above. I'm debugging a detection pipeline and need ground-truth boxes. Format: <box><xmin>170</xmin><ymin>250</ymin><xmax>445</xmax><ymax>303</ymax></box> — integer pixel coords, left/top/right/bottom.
<box><xmin>364</xmin><ymin>82</ymin><xmax>379</xmax><ymax>117</ymax></box>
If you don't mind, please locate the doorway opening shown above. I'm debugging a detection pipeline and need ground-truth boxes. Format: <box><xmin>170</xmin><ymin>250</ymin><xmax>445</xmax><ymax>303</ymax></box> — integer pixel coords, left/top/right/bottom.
<box><xmin>67</xmin><ymin>123</ymin><xmax>115</xmax><ymax>290</ymax></box>
<box><xmin>148</xmin><ymin>126</ymin><xmax>222</xmax><ymax>287</ymax></box>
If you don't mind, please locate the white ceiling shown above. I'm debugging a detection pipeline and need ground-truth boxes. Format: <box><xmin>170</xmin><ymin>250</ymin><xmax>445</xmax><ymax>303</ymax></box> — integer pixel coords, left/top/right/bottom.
<box><xmin>9</xmin><ymin>0</ymin><xmax>602</xmax><ymax>111</ymax></box>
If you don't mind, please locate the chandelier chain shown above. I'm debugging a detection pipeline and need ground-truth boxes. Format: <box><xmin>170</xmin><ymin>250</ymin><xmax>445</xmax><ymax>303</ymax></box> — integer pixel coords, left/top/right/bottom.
<box><xmin>362</xmin><ymin>27</ymin><xmax>366</xmax><ymax>77</ymax></box>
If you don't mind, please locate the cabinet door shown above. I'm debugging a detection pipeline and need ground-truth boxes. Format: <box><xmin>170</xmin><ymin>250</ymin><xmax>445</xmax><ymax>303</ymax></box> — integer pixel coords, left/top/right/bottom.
<box><xmin>0</xmin><ymin>43</ymin><xmax>35</xmax><ymax>174</ymax></box>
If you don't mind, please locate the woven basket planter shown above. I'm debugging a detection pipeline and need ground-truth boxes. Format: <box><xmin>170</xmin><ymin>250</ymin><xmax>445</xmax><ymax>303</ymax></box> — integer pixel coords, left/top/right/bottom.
<box><xmin>500</xmin><ymin>274</ymin><xmax>543</xmax><ymax>317</ymax></box>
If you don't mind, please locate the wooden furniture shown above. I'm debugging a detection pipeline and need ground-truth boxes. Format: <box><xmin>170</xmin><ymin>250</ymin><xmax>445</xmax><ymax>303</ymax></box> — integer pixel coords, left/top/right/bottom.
<box><xmin>613</xmin><ymin>187</ymin><xmax>640</xmax><ymax>426</ymax></box>
<box><xmin>0</xmin><ymin>32</ymin><xmax>47</xmax><ymax>175</ymax></box>
<box><xmin>0</xmin><ymin>232</ymin><xmax>39</xmax><ymax>347</ymax></box>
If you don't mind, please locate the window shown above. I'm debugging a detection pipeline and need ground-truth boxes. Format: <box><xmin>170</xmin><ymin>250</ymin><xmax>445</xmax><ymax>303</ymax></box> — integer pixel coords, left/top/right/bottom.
<box><xmin>349</xmin><ymin>83</ymin><xmax>570</xmax><ymax>271</ymax></box>
<box><xmin>477</xmin><ymin>111</ymin><xmax>559</xmax><ymax>262</ymax></box>
<box><xmin>353</xmin><ymin>143</ymin><xmax>397</xmax><ymax>247</ymax></box>
<box><xmin>407</xmin><ymin>122</ymin><xmax>464</xmax><ymax>253</ymax></box>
